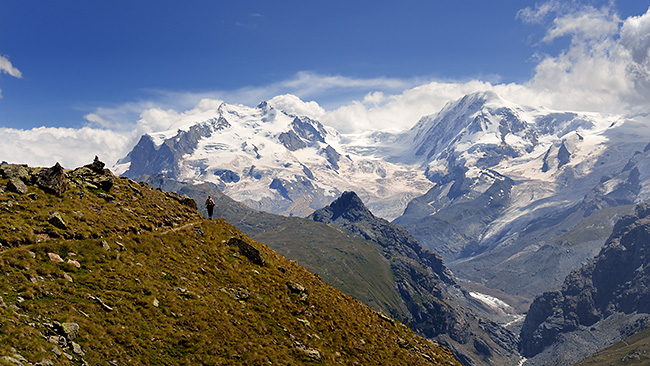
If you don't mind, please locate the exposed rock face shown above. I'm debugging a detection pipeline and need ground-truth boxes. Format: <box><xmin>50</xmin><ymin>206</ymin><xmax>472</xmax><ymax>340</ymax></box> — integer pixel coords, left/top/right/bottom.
<box><xmin>227</xmin><ymin>237</ymin><xmax>266</xmax><ymax>266</ymax></box>
<box><xmin>123</xmin><ymin>117</ymin><xmax>230</xmax><ymax>179</ymax></box>
<box><xmin>309</xmin><ymin>191</ymin><xmax>520</xmax><ymax>366</ymax></box>
<box><xmin>37</xmin><ymin>163</ymin><xmax>68</xmax><ymax>197</ymax></box>
<box><xmin>6</xmin><ymin>178</ymin><xmax>27</xmax><ymax>194</ymax></box>
<box><xmin>47</xmin><ymin>212</ymin><xmax>67</xmax><ymax>230</ymax></box>
<box><xmin>520</xmin><ymin>201</ymin><xmax>650</xmax><ymax>364</ymax></box>
<box><xmin>164</xmin><ymin>191</ymin><xmax>198</xmax><ymax>210</ymax></box>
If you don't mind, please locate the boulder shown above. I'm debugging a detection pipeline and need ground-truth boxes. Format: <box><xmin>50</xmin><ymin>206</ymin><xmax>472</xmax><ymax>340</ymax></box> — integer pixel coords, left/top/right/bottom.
<box><xmin>70</xmin><ymin>162</ymin><xmax>115</xmax><ymax>192</ymax></box>
<box><xmin>37</xmin><ymin>163</ymin><xmax>68</xmax><ymax>197</ymax></box>
<box><xmin>71</xmin><ymin>342</ymin><xmax>84</xmax><ymax>356</ymax></box>
<box><xmin>61</xmin><ymin>322</ymin><xmax>79</xmax><ymax>340</ymax></box>
<box><xmin>227</xmin><ymin>237</ymin><xmax>265</xmax><ymax>266</ymax></box>
<box><xmin>66</xmin><ymin>259</ymin><xmax>81</xmax><ymax>268</ymax></box>
<box><xmin>6</xmin><ymin>178</ymin><xmax>27</xmax><ymax>194</ymax></box>
<box><xmin>47</xmin><ymin>212</ymin><xmax>67</xmax><ymax>230</ymax></box>
<box><xmin>84</xmin><ymin>155</ymin><xmax>105</xmax><ymax>173</ymax></box>
<box><xmin>48</xmin><ymin>253</ymin><xmax>64</xmax><ymax>263</ymax></box>
<box><xmin>0</xmin><ymin>164</ymin><xmax>29</xmax><ymax>180</ymax></box>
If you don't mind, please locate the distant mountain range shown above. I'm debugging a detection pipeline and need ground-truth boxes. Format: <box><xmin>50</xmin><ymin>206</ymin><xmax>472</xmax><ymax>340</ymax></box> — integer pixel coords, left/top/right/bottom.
<box><xmin>116</xmin><ymin>91</ymin><xmax>650</xmax><ymax>299</ymax></box>
<box><xmin>114</xmin><ymin>90</ymin><xmax>650</xmax><ymax>365</ymax></box>
<box><xmin>115</xmin><ymin>100</ymin><xmax>431</xmax><ymax>220</ymax></box>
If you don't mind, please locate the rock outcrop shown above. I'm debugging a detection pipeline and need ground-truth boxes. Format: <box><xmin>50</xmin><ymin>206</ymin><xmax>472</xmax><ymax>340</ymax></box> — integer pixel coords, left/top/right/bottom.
<box><xmin>520</xmin><ymin>201</ymin><xmax>650</xmax><ymax>365</ymax></box>
<box><xmin>310</xmin><ymin>191</ymin><xmax>521</xmax><ymax>366</ymax></box>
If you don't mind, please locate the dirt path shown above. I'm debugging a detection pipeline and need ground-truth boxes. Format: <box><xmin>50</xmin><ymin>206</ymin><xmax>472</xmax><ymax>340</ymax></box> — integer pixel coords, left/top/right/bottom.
<box><xmin>159</xmin><ymin>221</ymin><xmax>200</xmax><ymax>235</ymax></box>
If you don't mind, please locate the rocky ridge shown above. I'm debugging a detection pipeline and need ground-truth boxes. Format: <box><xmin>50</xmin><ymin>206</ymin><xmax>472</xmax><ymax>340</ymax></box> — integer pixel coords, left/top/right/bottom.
<box><xmin>0</xmin><ymin>159</ymin><xmax>460</xmax><ymax>365</ymax></box>
<box><xmin>519</xmin><ymin>201</ymin><xmax>650</xmax><ymax>365</ymax></box>
<box><xmin>309</xmin><ymin>192</ymin><xmax>521</xmax><ymax>366</ymax></box>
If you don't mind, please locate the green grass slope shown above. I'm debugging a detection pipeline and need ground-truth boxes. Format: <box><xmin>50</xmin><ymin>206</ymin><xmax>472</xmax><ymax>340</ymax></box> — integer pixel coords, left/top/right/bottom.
<box><xmin>573</xmin><ymin>327</ymin><xmax>650</xmax><ymax>365</ymax></box>
<box><xmin>142</xmin><ymin>174</ymin><xmax>410</xmax><ymax>325</ymax></box>
<box><xmin>0</xmin><ymin>161</ymin><xmax>460</xmax><ymax>366</ymax></box>
<box><xmin>140</xmin><ymin>175</ymin><xmax>521</xmax><ymax>366</ymax></box>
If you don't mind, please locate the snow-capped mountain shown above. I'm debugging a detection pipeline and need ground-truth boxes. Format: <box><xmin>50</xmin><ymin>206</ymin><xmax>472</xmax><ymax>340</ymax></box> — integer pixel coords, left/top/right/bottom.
<box><xmin>115</xmin><ymin>99</ymin><xmax>432</xmax><ymax>219</ymax></box>
<box><xmin>393</xmin><ymin>90</ymin><xmax>650</xmax><ymax>298</ymax></box>
<box><xmin>116</xmin><ymin>89</ymin><xmax>650</xmax><ymax>301</ymax></box>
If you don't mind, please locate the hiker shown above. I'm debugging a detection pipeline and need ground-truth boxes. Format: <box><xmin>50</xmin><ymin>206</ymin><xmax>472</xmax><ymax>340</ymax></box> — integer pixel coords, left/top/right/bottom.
<box><xmin>205</xmin><ymin>195</ymin><xmax>215</xmax><ymax>220</ymax></box>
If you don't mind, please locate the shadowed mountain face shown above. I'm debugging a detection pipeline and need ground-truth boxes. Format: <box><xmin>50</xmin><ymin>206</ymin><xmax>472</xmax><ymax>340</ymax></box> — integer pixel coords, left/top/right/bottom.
<box><xmin>310</xmin><ymin>191</ymin><xmax>456</xmax><ymax>290</ymax></box>
<box><xmin>519</xmin><ymin>201</ymin><xmax>650</xmax><ymax>366</ymax></box>
<box><xmin>308</xmin><ymin>191</ymin><xmax>521</xmax><ymax>366</ymax></box>
<box><xmin>0</xmin><ymin>161</ymin><xmax>461</xmax><ymax>366</ymax></box>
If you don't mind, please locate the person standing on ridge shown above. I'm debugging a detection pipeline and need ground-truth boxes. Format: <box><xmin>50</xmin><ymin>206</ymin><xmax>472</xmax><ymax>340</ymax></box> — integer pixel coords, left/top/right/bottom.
<box><xmin>205</xmin><ymin>195</ymin><xmax>215</xmax><ymax>220</ymax></box>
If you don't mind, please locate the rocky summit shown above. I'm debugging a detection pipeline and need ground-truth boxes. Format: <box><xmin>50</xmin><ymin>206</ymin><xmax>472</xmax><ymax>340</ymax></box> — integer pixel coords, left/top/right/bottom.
<box><xmin>0</xmin><ymin>160</ymin><xmax>460</xmax><ymax>365</ymax></box>
<box><xmin>309</xmin><ymin>192</ymin><xmax>521</xmax><ymax>366</ymax></box>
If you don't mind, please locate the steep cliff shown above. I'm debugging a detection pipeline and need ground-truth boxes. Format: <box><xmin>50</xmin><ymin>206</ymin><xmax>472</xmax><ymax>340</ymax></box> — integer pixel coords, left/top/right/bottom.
<box><xmin>520</xmin><ymin>201</ymin><xmax>650</xmax><ymax>365</ymax></box>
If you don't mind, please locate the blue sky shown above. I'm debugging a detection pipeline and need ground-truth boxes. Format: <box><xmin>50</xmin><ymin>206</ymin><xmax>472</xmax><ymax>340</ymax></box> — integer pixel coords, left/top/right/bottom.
<box><xmin>1</xmin><ymin>1</ymin><xmax>650</xmax><ymax>167</ymax></box>
<box><xmin>0</xmin><ymin>0</ymin><xmax>642</xmax><ymax>129</ymax></box>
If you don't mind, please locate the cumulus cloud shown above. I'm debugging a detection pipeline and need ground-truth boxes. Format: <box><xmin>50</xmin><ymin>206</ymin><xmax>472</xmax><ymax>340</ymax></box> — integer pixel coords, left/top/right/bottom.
<box><xmin>82</xmin><ymin>72</ymin><xmax>427</xmax><ymax>134</ymax></box>
<box><xmin>6</xmin><ymin>2</ymin><xmax>650</xmax><ymax>169</ymax></box>
<box><xmin>0</xmin><ymin>127</ymin><xmax>132</xmax><ymax>168</ymax></box>
<box><xmin>519</xmin><ymin>3</ymin><xmax>650</xmax><ymax>115</ymax></box>
<box><xmin>267</xmin><ymin>94</ymin><xmax>326</xmax><ymax>119</ymax></box>
<box><xmin>321</xmin><ymin>80</ymin><xmax>496</xmax><ymax>133</ymax></box>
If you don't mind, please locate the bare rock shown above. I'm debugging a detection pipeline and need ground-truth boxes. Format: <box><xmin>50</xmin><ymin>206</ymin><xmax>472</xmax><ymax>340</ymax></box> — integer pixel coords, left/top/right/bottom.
<box><xmin>61</xmin><ymin>322</ymin><xmax>79</xmax><ymax>341</ymax></box>
<box><xmin>66</xmin><ymin>259</ymin><xmax>81</xmax><ymax>269</ymax></box>
<box><xmin>1</xmin><ymin>355</ymin><xmax>25</xmax><ymax>366</ymax></box>
<box><xmin>47</xmin><ymin>212</ymin><xmax>67</xmax><ymax>230</ymax></box>
<box><xmin>37</xmin><ymin>163</ymin><xmax>68</xmax><ymax>197</ymax></box>
<box><xmin>70</xmin><ymin>342</ymin><xmax>84</xmax><ymax>356</ymax></box>
<box><xmin>84</xmin><ymin>156</ymin><xmax>105</xmax><ymax>173</ymax></box>
<box><xmin>48</xmin><ymin>253</ymin><xmax>64</xmax><ymax>263</ymax></box>
<box><xmin>101</xmin><ymin>240</ymin><xmax>111</xmax><ymax>251</ymax></box>
<box><xmin>6</xmin><ymin>178</ymin><xmax>27</xmax><ymax>194</ymax></box>
<box><xmin>286</xmin><ymin>281</ymin><xmax>306</xmax><ymax>294</ymax></box>
<box><xmin>165</xmin><ymin>191</ymin><xmax>198</xmax><ymax>210</ymax></box>
<box><xmin>0</xmin><ymin>164</ymin><xmax>29</xmax><ymax>180</ymax></box>
<box><xmin>227</xmin><ymin>237</ymin><xmax>265</xmax><ymax>266</ymax></box>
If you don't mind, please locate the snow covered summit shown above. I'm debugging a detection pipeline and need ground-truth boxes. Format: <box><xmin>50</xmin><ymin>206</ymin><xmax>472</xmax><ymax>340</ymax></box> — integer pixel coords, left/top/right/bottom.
<box><xmin>115</xmin><ymin>98</ymin><xmax>432</xmax><ymax>219</ymax></box>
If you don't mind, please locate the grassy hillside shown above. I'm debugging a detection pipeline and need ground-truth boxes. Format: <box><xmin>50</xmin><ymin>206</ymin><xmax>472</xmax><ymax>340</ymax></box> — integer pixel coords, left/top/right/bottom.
<box><xmin>573</xmin><ymin>327</ymin><xmax>650</xmax><ymax>365</ymax></box>
<box><xmin>140</xmin><ymin>175</ymin><xmax>522</xmax><ymax>366</ymax></box>
<box><xmin>142</xmin><ymin>174</ymin><xmax>411</xmax><ymax>324</ymax></box>
<box><xmin>0</xmin><ymin>161</ymin><xmax>460</xmax><ymax>366</ymax></box>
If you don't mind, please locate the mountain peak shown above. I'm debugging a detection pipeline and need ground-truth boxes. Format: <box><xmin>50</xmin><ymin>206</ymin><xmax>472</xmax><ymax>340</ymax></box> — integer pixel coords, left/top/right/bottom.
<box><xmin>309</xmin><ymin>191</ymin><xmax>373</xmax><ymax>224</ymax></box>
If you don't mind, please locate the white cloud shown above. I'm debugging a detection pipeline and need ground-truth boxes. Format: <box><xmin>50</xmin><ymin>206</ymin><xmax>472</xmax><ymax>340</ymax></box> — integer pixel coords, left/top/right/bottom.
<box><xmin>519</xmin><ymin>3</ymin><xmax>650</xmax><ymax>115</ymax></box>
<box><xmin>0</xmin><ymin>55</ymin><xmax>22</xmax><ymax>79</ymax></box>
<box><xmin>81</xmin><ymin>71</ymin><xmax>428</xmax><ymax>134</ymax></box>
<box><xmin>321</xmin><ymin>80</ymin><xmax>495</xmax><ymax>133</ymax></box>
<box><xmin>0</xmin><ymin>54</ymin><xmax>22</xmax><ymax>98</ymax></box>
<box><xmin>6</xmin><ymin>2</ymin><xmax>650</xmax><ymax>170</ymax></box>
<box><xmin>0</xmin><ymin>126</ymin><xmax>132</xmax><ymax>169</ymax></box>
<box><xmin>542</xmin><ymin>7</ymin><xmax>620</xmax><ymax>43</ymax></box>
<box><xmin>267</xmin><ymin>94</ymin><xmax>326</xmax><ymax>119</ymax></box>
